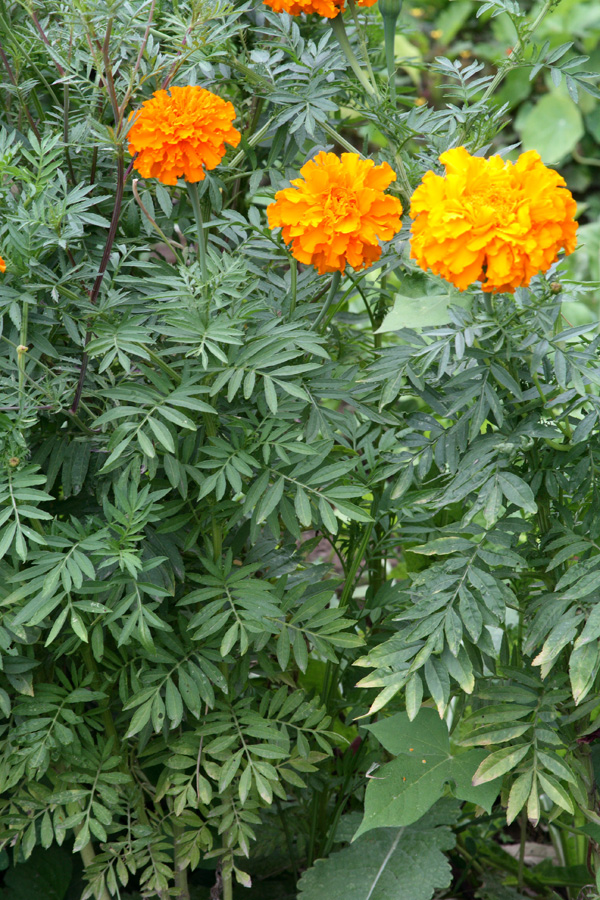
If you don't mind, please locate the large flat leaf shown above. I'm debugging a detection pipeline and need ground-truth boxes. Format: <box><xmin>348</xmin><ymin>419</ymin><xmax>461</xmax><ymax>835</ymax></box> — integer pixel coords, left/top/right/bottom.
<box><xmin>377</xmin><ymin>288</ymin><xmax>473</xmax><ymax>332</ymax></box>
<box><xmin>355</xmin><ymin>708</ymin><xmax>501</xmax><ymax>838</ymax></box>
<box><xmin>297</xmin><ymin>802</ymin><xmax>456</xmax><ymax>900</ymax></box>
<box><xmin>518</xmin><ymin>90</ymin><xmax>584</xmax><ymax>164</ymax></box>
<box><xmin>2</xmin><ymin>846</ymin><xmax>72</xmax><ymax>900</ymax></box>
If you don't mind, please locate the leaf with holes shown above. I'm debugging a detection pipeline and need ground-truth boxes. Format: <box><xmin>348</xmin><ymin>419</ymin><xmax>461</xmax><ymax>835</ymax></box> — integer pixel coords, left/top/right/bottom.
<box><xmin>298</xmin><ymin>802</ymin><xmax>457</xmax><ymax>900</ymax></box>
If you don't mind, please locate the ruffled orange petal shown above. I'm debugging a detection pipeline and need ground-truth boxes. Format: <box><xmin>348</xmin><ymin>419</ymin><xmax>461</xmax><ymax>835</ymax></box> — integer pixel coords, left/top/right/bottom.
<box><xmin>409</xmin><ymin>147</ymin><xmax>577</xmax><ymax>293</ymax></box>
<box><xmin>268</xmin><ymin>151</ymin><xmax>403</xmax><ymax>274</ymax></box>
<box><xmin>128</xmin><ymin>86</ymin><xmax>240</xmax><ymax>185</ymax></box>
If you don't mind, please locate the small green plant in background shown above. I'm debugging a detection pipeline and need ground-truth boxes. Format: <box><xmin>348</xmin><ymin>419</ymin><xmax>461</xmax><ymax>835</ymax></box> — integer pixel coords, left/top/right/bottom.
<box><xmin>0</xmin><ymin>0</ymin><xmax>599</xmax><ymax>898</ymax></box>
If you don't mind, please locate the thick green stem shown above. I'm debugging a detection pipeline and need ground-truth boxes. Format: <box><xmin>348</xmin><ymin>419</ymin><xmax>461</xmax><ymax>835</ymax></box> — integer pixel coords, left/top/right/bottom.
<box><xmin>330</xmin><ymin>14</ymin><xmax>376</xmax><ymax>97</ymax></box>
<box><xmin>78</xmin><ymin>832</ymin><xmax>111</xmax><ymax>900</ymax></box>
<box><xmin>277</xmin><ymin>799</ymin><xmax>298</xmax><ymax>884</ymax></box>
<box><xmin>17</xmin><ymin>300</ymin><xmax>29</xmax><ymax>414</ymax></box>
<box><xmin>306</xmin><ymin>792</ymin><xmax>320</xmax><ymax>868</ymax></box>
<box><xmin>323</xmin><ymin>514</ymin><xmax>376</xmax><ymax>711</ymax></box>
<box><xmin>381</xmin><ymin>10</ymin><xmax>399</xmax><ymax>104</ymax></box>
<box><xmin>202</xmin><ymin>412</ymin><xmax>222</xmax><ymax>560</ymax></box>
<box><xmin>186</xmin><ymin>181</ymin><xmax>208</xmax><ymax>286</ymax></box>
<box><xmin>289</xmin><ymin>256</ymin><xmax>297</xmax><ymax>317</ymax></box>
<box><xmin>146</xmin><ymin>347</ymin><xmax>181</xmax><ymax>385</ymax></box>
<box><xmin>81</xmin><ymin>644</ymin><xmax>118</xmax><ymax>744</ymax></box>
<box><xmin>340</xmin><ymin>517</ymin><xmax>375</xmax><ymax>609</ymax></box>
<box><xmin>518</xmin><ymin>808</ymin><xmax>527</xmax><ymax>891</ymax></box>
<box><xmin>63</xmin><ymin>83</ymin><xmax>77</xmax><ymax>184</ymax></box>
<box><xmin>321</xmin><ymin>120</ymin><xmax>362</xmax><ymax>156</ymax></box>
<box><xmin>173</xmin><ymin>823</ymin><xmax>191</xmax><ymax>900</ymax></box>
<box><xmin>223</xmin><ymin>864</ymin><xmax>233</xmax><ymax>900</ymax></box>
<box><xmin>311</xmin><ymin>271</ymin><xmax>342</xmax><ymax>332</ymax></box>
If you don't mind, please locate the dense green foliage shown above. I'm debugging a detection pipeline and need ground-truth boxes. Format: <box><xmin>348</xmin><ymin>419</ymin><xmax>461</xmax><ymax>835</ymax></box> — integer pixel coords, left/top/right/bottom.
<box><xmin>0</xmin><ymin>0</ymin><xmax>599</xmax><ymax>898</ymax></box>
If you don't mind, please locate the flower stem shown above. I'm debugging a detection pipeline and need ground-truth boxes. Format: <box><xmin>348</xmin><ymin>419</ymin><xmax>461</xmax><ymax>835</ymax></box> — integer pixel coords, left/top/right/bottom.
<box><xmin>289</xmin><ymin>257</ymin><xmax>297</xmax><ymax>316</ymax></box>
<box><xmin>380</xmin><ymin>8</ymin><xmax>399</xmax><ymax>104</ymax></box>
<box><xmin>311</xmin><ymin>271</ymin><xmax>342</xmax><ymax>331</ymax></box>
<box><xmin>348</xmin><ymin>0</ymin><xmax>379</xmax><ymax>95</ymax></box>
<box><xmin>330</xmin><ymin>14</ymin><xmax>376</xmax><ymax>98</ymax></box>
<box><xmin>186</xmin><ymin>181</ymin><xmax>208</xmax><ymax>286</ymax></box>
<box><xmin>393</xmin><ymin>150</ymin><xmax>413</xmax><ymax>203</ymax></box>
<box><xmin>146</xmin><ymin>348</ymin><xmax>181</xmax><ymax>385</ymax></box>
<box><xmin>228</xmin><ymin>116</ymin><xmax>275</xmax><ymax>169</ymax></box>
<box><xmin>71</xmin><ymin>149</ymin><xmax>125</xmax><ymax>415</ymax></box>
<box><xmin>133</xmin><ymin>179</ymin><xmax>185</xmax><ymax>265</ymax></box>
<box><xmin>480</xmin><ymin>0</ymin><xmax>556</xmax><ymax>104</ymax></box>
<box><xmin>321</xmin><ymin>120</ymin><xmax>363</xmax><ymax>156</ymax></box>
<box><xmin>17</xmin><ymin>300</ymin><xmax>29</xmax><ymax>414</ymax></box>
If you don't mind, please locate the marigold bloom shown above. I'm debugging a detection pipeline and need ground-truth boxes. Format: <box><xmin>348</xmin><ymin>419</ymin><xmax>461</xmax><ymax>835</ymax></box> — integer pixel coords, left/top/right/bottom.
<box><xmin>268</xmin><ymin>152</ymin><xmax>402</xmax><ymax>274</ymax></box>
<box><xmin>128</xmin><ymin>86</ymin><xmax>241</xmax><ymax>186</ymax></box>
<box><xmin>263</xmin><ymin>0</ymin><xmax>340</xmax><ymax>14</ymax></box>
<box><xmin>0</xmin><ymin>256</ymin><xmax>5</xmax><ymax>274</ymax></box>
<box><xmin>263</xmin><ymin>0</ymin><xmax>374</xmax><ymax>16</ymax></box>
<box><xmin>409</xmin><ymin>147</ymin><xmax>577</xmax><ymax>294</ymax></box>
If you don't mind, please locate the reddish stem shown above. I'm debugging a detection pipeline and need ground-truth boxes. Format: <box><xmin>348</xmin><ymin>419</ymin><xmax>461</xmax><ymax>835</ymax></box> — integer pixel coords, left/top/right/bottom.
<box><xmin>31</xmin><ymin>11</ymin><xmax>65</xmax><ymax>76</ymax></box>
<box><xmin>0</xmin><ymin>39</ymin><xmax>40</xmax><ymax>137</ymax></box>
<box><xmin>70</xmin><ymin>152</ymin><xmax>125</xmax><ymax>414</ymax></box>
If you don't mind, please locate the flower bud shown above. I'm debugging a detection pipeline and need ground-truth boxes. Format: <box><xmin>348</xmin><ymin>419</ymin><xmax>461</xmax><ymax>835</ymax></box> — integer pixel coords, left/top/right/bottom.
<box><xmin>379</xmin><ymin>0</ymin><xmax>402</xmax><ymax>20</ymax></box>
<box><xmin>550</xmin><ymin>282</ymin><xmax>561</xmax><ymax>294</ymax></box>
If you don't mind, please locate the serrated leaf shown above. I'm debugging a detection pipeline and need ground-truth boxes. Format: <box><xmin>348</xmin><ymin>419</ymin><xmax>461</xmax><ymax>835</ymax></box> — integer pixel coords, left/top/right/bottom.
<box><xmin>299</xmin><ymin>806</ymin><xmax>456</xmax><ymax>900</ymax></box>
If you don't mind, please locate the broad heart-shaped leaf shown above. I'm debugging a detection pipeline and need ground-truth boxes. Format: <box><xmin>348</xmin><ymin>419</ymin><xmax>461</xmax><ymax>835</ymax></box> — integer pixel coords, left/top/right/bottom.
<box><xmin>298</xmin><ymin>801</ymin><xmax>457</xmax><ymax>900</ymax></box>
<box><xmin>2</xmin><ymin>845</ymin><xmax>72</xmax><ymax>900</ymax></box>
<box><xmin>518</xmin><ymin>89</ymin><xmax>584</xmax><ymax>164</ymax></box>
<box><xmin>377</xmin><ymin>288</ymin><xmax>473</xmax><ymax>332</ymax></box>
<box><xmin>355</xmin><ymin>708</ymin><xmax>501</xmax><ymax>838</ymax></box>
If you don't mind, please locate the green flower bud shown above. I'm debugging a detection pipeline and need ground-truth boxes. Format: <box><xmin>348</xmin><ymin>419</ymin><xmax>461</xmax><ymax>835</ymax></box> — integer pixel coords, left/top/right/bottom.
<box><xmin>379</xmin><ymin>0</ymin><xmax>402</xmax><ymax>21</ymax></box>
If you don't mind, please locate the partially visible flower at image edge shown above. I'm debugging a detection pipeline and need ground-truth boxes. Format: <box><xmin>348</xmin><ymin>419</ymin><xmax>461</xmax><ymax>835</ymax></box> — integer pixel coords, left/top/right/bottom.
<box><xmin>268</xmin><ymin>151</ymin><xmax>403</xmax><ymax>274</ymax></box>
<box><xmin>128</xmin><ymin>85</ymin><xmax>241</xmax><ymax>186</ymax></box>
<box><xmin>0</xmin><ymin>256</ymin><xmax>5</xmax><ymax>274</ymax></box>
<box><xmin>263</xmin><ymin>0</ymin><xmax>375</xmax><ymax>18</ymax></box>
<box><xmin>409</xmin><ymin>146</ymin><xmax>578</xmax><ymax>294</ymax></box>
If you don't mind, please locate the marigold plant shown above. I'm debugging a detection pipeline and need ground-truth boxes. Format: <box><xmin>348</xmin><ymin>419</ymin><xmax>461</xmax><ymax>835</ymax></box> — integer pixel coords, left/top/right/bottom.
<box><xmin>409</xmin><ymin>146</ymin><xmax>578</xmax><ymax>293</ymax></box>
<box><xmin>2</xmin><ymin>1</ymin><xmax>600</xmax><ymax>899</ymax></box>
<box><xmin>0</xmin><ymin>256</ymin><xmax>5</xmax><ymax>274</ymax></box>
<box><xmin>267</xmin><ymin>151</ymin><xmax>402</xmax><ymax>273</ymax></box>
<box><xmin>128</xmin><ymin>85</ymin><xmax>241</xmax><ymax>185</ymax></box>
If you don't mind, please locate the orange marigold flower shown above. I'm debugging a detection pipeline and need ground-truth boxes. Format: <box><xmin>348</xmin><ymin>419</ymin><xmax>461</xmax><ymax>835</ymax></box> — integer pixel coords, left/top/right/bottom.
<box><xmin>128</xmin><ymin>86</ymin><xmax>241</xmax><ymax>186</ymax></box>
<box><xmin>263</xmin><ymin>0</ymin><xmax>343</xmax><ymax>16</ymax></box>
<box><xmin>262</xmin><ymin>0</ymin><xmax>374</xmax><ymax>16</ymax></box>
<box><xmin>409</xmin><ymin>146</ymin><xmax>577</xmax><ymax>294</ymax></box>
<box><xmin>0</xmin><ymin>256</ymin><xmax>5</xmax><ymax>274</ymax></box>
<box><xmin>267</xmin><ymin>151</ymin><xmax>403</xmax><ymax>274</ymax></box>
